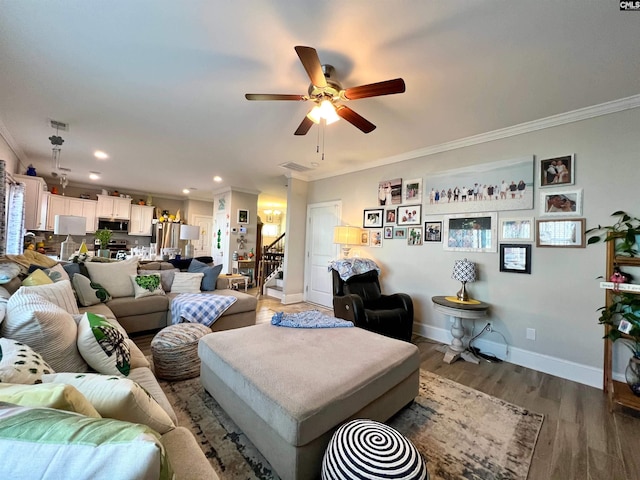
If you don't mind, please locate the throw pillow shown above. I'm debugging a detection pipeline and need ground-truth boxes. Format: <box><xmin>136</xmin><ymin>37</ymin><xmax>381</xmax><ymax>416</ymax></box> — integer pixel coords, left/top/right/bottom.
<box><xmin>77</xmin><ymin>312</ymin><xmax>131</xmax><ymax>376</ymax></box>
<box><xmin>21</xmin><ymin>268</ymin><xmax>53</xmax><ymax>286</ymax></box>
<box><xmin>0</xmin><ymin>383</ymin><xmax>100</xmax><ymax>418</ymax></box>
<box><xmin>42</xmin><ymin>372</ymin><xmax>176</xmax><ymax>434</ymax></box>
<box><xmin>170</xmin><ymin>272</ymin><xmax>204</xmax><ymax>294</ymax></box>
<box><xmin>0</xmin><ymin>286</ymin><xmax>9</xmax><ymax>325</ymax></box>
<box><xmin>43</xmin><ymin>264</ymin><xmax>70</xmax><ymax>283</ymax></box>
<box><xmin>0</xmin><ymin>404</ymin><xmax>173</xmax><ymax>479</ymax></box>
<box><xmin>187</xmin><ymin>259</ymin><xmax>223</xmax><ymax>291</ymax></box>
<box><xmin>72</xmin><ymin>274</ymin><xmax>111</xmax><ymax>307</ymax></box>
<box><xmin>21</xmin><ymin>279</ymin><xmax>80</xmax><ymax>315</ymax></box>
<box><xmin>129</xmin><ymin>273</ymin><xmax>165</xmax><ymax>299</ymax></box>
<box><xmin>136</xmin><ymin>268</ymin><xmax>177</xmax><ymax>292</ymax></box>
<box><xmin>0</xmin><ymin>262</ymin><xmax>21</xmax><ymax>284</ymax></box>
<box><xmin>3</xmin><ymin>291</ymin><xmax>88</xmax><ymax>373</ymax></box>
<box><xmin>0</xmin><ymin>338</ymin><xmax>54</xmax><ymax>384</ymax></box>
<box><xmin>84</xmin><ymin>258</ymin><xmax>139</xmax><ymax>298</ymax></box>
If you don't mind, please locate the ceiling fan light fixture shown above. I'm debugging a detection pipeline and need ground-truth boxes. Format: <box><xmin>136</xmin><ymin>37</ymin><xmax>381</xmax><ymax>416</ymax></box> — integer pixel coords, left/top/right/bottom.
<box><xmin>306</xmin><ymin>100</ymin><xmax>340</xmax><ymax>125</ymax></box>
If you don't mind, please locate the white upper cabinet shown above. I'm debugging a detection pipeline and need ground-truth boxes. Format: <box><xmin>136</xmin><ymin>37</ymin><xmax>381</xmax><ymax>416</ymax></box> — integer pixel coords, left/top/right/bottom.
<box><xmin>96</xmin><ymin>194</ymin><xmax>131</xmax><ymax>219</ymax></box>
<box><xmin>128</xmin><ymin>204</ymin><xmax>154</xmax><ymax>236</ymax></box>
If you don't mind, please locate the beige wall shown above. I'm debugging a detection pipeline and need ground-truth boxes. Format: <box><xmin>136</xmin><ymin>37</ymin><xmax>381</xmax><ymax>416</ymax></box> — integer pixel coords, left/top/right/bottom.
<box><xmin>0</xmin><ymin>134</ymin><xmax>19</xmax><ymax>175</ymax></box>
<box><xmin>282</xmin><ymin>176</ymin><xmax>308</xmax><ymax>304</ymax></box>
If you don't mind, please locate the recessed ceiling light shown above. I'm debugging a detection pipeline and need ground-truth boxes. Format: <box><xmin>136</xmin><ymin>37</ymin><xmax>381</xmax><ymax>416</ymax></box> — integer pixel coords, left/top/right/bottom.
<box><xmin>94</xmin><ymin>151</ymin><xmax>109</xmax><ymax>159</ymax></box>
<box><xmin>182</xmin><ymin>189</ymin><xmax>190</xmax><ymax>194</ymax></box>
<box><xmin>213</xmin><ymin>176</ymin><xmax>222</xmax><ymax>182</ymax></box>
<box><xmin>89</xmin><ymin>171</ymin><xmax>101</xmax><ymax>180</ymax></box>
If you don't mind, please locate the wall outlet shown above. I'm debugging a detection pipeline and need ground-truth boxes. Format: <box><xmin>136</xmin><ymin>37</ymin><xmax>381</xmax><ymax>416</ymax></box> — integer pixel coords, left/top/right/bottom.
<box><xmin>526</xmin><ymin>328</ymin><xmax>536</xmax><ymax>340</ymax></box>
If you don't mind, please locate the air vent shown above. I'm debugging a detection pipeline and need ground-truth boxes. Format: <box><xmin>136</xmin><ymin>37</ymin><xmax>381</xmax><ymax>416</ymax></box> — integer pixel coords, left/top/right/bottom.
<box><xmin>279</xmin><ymin>162</ymin><xmax>312</xmax><ymax>172</ymax></box>
<box><xmin>49</xmin><ymin>119</ymin><xmax>68</xmax><ymax>131</ymax></box>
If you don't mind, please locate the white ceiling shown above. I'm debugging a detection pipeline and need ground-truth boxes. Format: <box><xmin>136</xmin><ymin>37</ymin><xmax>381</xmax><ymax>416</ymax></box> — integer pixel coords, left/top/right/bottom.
<box><xmin>0</xmin><ymin>1</ymin><xmax>638</xmax><ymax>208</ymax></box>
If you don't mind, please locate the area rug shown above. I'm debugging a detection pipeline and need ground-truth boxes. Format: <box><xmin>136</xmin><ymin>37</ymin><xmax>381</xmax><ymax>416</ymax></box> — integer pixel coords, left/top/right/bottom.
<box><xmin>159</xmin><ymin>370</ymin><xmax>543</xmax><ymax>480</ymax></box>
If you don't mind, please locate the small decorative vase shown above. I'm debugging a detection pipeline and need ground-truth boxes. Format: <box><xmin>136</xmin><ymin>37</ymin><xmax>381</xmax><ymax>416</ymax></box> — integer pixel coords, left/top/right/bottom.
<box><xmin>625</xmin><ymin>356</ymin><xmax>640</xmax><ymax>396</ymax></box>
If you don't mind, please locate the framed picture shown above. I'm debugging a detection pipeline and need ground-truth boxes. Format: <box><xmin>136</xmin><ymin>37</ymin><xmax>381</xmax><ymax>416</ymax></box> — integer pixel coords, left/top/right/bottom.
<box><xmin>408</xmin><ymin>227</ymin><xmax>423</xmax><ymax>245</ymax></box>
<box><xmin>237</xmin><ymin>209</ymin><xmax>249</xmax><ymax>224</ymax></box>
<box><xmin>424</xmin><ymin>221</ymin><xmax>442</xmax><ymax>242</ymax></box>
<box><xmin>370</xmin><ymin>229</ymin><xmax>383</xmax><ymax>247</ymax></box>
<box><xmin>363</xmin><ymin>208</ymin><xmax>384</xmax><ymax>228</ymax></box>
<box><xmin>402</xmin><ymin>178</ymin><xmax>422</xmax><ymax>204</ymax></box>
<box><xmin>539</xmin><ymin>188</ymin><xmax>582</xmax><ymax>217</ymax></box>
<box><xmin>360</xmin><ymin>230</ymin><xmax>370</xmax><ymax>246</ymax></box>
<box><xmin>499</xmin><ymin>217</ymin><xmax>535</xmax><ymax>242</ymax></box>
<box><xmin>423</xmin><ymin>156</ymin><xmax>534</xmax><ymax>214</ymax></box>
<box><xmin>385</xmin><ymin>208</ymin><xmax>397</xmax><ymax>224</ymax></box>
<box><xmin>443</xmin><ymin>212</ymin><xmax>498</xmax><ymax>252</ymax></box>
<box><xmin>377</xmin><ymin>178</ymin><xmax>402</xmax><ymax>206</ymax></box>
<box><xmin>384</xmin><ymin>226</ymin><xmax>394</xmax><ymax>239</ymax></box>
<box><xmin>536</xmin><ymin>218</ymin><xmax>586</xmax><ymax>248</ymax></box>
<box><xmin>397</xmin><ymin>205</ymin><xmax>422</xmax><ymax>226</ymax></box>
<box><xmin>499</xmin><ymin>244</ymin><xmax>532</xmax><ymax>274</ymax></box>
<box><xmin>394</xmin><ymin>227</ymin><xmax>407</xmax><ymax>239</ymax></box>
<box><xmin>540</xmin><ymin>154</ymin><xmax>574</xmax><ymax>187</ymax></box>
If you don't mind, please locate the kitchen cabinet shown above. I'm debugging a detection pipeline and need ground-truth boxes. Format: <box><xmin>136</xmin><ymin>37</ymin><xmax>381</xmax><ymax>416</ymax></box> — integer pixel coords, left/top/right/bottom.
<box><xmin>14</xmin><ymin>174</ymin><xmax>47</xmax><ymax>230</ymax></box>
<box><xmin>128</xmin><ymin>204</ymin><xmax>154</xmax><ymax>236</ymax></box>
<box><xmin>42</xmin><ymin>194</ymin><xmax>97</xmax><ymax>233</ymax></box>
<box><xmin>96</xmin><ymin>194</ymin><xmax>131</xmax><ymax>219</ymax></box>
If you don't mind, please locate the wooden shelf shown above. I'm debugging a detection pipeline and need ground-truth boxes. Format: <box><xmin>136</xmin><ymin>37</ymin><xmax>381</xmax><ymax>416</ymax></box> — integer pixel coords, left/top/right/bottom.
<box><xmin>613</xmin><ymin>255</ymin><xmax>640</xmax><ymax>267</ymax></box>
<box><xmin>610</xmin><ymin>380</ymin><xmax>640</xmax><ymax>410</ymax></box>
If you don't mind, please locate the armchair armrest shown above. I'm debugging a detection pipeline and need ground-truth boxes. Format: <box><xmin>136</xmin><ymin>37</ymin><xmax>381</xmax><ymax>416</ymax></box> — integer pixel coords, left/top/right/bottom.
<box><xmin>333</xmin><ymin>294</ymin><xmax>366</xmax><ymax>324</ymax></box>
<box><xmin>378</xmin><ymin>293</ymin><xmax>414</xmax><ymax>320</ymax></box>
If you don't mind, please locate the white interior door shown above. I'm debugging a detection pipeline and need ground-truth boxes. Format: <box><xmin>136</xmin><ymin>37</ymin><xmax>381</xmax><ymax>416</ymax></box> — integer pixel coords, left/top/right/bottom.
<box><xmin>304</xmin><ymin>201</ymin><xmax>341</xmax><ymax>307</ymax></box>
<box><xmin>192</xmin><ymin>214</ymin><xmax>213</xmax><ymax>258</ymax></box>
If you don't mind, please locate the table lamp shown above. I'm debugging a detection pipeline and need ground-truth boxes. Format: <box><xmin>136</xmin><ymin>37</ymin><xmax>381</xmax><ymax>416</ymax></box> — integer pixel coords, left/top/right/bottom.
<box><xmin>451</xmin><ymin>258</ymin><xmax>477</xmax><ymax>301</ymax></box>
<box><xmin>333</xmin><ymin>226</ymin><xmax>362</xmax><ymax>258</ymax></box>
<box><xmin>180</xmin><ymin>225</ymin><xmax>200</xmax><ymax>259</ymax></box>
<box><xmin>54</xmin><ymin>215</ymin><xmax>86</xmax><ymax>261</ymax></box>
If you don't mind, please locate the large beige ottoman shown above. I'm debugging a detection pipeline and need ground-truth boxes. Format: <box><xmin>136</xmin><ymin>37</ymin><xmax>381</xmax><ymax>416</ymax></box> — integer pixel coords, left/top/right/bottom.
<box><xmin>198</xmin><ymin>323</ymin><xmax>420</xmax><ymax>480</ymax></box>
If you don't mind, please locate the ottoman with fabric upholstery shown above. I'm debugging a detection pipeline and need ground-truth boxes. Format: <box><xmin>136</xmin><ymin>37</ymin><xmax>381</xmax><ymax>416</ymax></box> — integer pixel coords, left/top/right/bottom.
<box><xmin>151</xmin><ymin>323</ymin><xmax>211</xmax><ymax>380</ymax></box>
<box><xmin>198</xmin><ymin>323</ymin><xmax>420</xmax><ymax>480</ymax></box>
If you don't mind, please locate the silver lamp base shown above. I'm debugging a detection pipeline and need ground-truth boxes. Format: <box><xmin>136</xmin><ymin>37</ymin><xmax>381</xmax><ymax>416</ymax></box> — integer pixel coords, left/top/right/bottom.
<box><xmin>184</xmin><ymin>242</ymin><xmax>194</xmax><ymax>259</ymax></box>
<box><xmin>456</xmin><ymin>281</ymin><xmax>469</xmax><ymax>302</ymax></box>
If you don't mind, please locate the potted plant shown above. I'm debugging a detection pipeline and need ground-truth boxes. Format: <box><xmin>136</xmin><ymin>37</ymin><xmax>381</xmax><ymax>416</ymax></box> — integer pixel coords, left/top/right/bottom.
<box><xmin>586</xmin><ymin>210</ymin><xmax>640</xmax><ymax>257</ymax></box>
<box><xmin>94</xmin><ymin>228</ymin><xmax>112</xmax><ymax>258</ymax></box>
<box><xmin>598</xmin><ymin>292</ymin><xmax>640</xmax><ymax>396</ymax></box>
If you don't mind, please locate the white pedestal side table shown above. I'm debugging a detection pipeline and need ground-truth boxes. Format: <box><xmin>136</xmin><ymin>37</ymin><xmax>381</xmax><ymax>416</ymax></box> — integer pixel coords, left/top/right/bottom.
<box><xmin>432</xmin><ymin>296</ymin><xmax>490</xmax><ymax>364</ymax></box>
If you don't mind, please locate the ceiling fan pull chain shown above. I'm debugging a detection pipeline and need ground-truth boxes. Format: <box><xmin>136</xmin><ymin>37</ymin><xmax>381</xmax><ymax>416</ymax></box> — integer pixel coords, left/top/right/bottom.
<box><xmin>321</xmin><ymin>120</ymin><xmax>326</xmax><ymax>161</ymax></box>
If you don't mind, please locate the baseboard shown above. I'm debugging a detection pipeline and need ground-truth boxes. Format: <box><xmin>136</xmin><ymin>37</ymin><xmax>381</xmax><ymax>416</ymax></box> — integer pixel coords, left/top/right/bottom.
<box><xmin>281</xmin><ymin>292</ymin><xmax>305</xmax><ymax>305</ymax></box>
<box><xmin>413</xmin><ymin>322</ymin><xmax>603</xmax><ymax>389</ymax></box>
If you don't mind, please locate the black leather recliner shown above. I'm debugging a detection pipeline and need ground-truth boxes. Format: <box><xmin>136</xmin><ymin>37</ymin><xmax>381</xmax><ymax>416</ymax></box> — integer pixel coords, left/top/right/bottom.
<box><xmin>331</xmin><ymin>269</ymin><xmax>414</xmax><ymax>342</ymax></box>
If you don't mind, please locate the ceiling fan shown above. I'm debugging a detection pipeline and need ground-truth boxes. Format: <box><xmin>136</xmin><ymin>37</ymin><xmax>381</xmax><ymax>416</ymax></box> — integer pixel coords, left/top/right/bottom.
<box><xmin>245</xmin><ymin>46</ymin><xmax>405</xmax><ymax>135</ymax></box>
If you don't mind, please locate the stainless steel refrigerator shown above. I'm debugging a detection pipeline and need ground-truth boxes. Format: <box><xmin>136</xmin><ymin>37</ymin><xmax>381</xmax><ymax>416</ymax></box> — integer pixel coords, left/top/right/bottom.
<box><xmin>151</xmin><ymin>222</ymin><xmax>181</xmax><ymax>256</ymax></box>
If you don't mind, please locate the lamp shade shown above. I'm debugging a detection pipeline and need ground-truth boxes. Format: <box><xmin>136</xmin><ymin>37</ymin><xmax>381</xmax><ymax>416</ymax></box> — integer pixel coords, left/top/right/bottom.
<box><xmin>451</xmin><ymin>258</ymin><xmax>476</xmax><ymax>283</ymax></box>
<box><xmin>54</xmin><ymin>215</ymin><xmax>86</xmax><ymax>236</ymax></box>
<box><xmin>179</xmin><ymin>225</ymin><xmax>200</xmax><ymax>241</ymax></box>
<box><xmin>333</xmin><ymin>226</ymin><xmax>361</xmax><ymax>245</ymax></box>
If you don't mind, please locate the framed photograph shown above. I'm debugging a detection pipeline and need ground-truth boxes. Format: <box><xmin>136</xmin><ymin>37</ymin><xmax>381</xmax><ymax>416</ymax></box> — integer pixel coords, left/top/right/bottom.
<box><xmin>384</xmin><ymin>226</ymin><xmax>394</xmax><ymax>239</ymax></box>
<box><xmin>540</xmin><ymin>154</ymin><xmax>574</xmax><ymax>187</ymax></box>
<box><xmin>443</xmin><ymin>212</ymin><xmax>498</xmax><ymax>252</ymax></box>
<box><xmin>499</xmin><ymin>217</ymin><xmax>535</xmax><ymax>242</ymax></box>
<box><xmin>363</xmin><ymin>208</ymin><xmax>384</xmax><ymax>228</ymax></box>
<box><xmin>500</xmin><ymin>244</ymin><xmax>532</xmax><ymax>274</ymax></box>
<box><xmin>397</xmin><ymin>205</ymin><xmax>422</xmax><ymax>226</ymax></box>
<box><xmin>385</xmin><ymin>208</ymin><xmax>397</xmax><ymax>224</ymax></box>
<box><xmin>237</xmin><ymin>209</ymin><xmax>249</xmax><ymax>224</ymax></box>
<box><xmin>424</xmin><ymin>221</ymin><xmax>442</xmax><ymax>242</ymax></box>
<box><xmin>536</xmin><ymin>218</ymin><xmax>586</xmax><ymax>248</ymax></box>
<box><xmin>370</xmin><ymin>229</ymin><xmax>383</xmax><ymax>247</ymax></box>
<box><xmin>402</xmin><ymin>178</ymin><xmax>423</xmax><ymax>204</ymax></box>
<box><xmin>377</xmin><ymin>178</ymin><xmax>402</xmax><ymax>206</ymax></box>
<box><xmin>360</xmin><ymin>230</ymin><xmax>370</xmax><ymax>246</ymax></box>
<box><xmin>408</xmin><ymin>227</ymin><xmax>423</xmax><ymax>245</ymax></box>
<box><xmin>394</xmin><ymin>227</ymin><xmax>407</xmax><ymax>239</ymax></box>
<box><xmin>539</xmin><ymin>188</ymin><xmax>582</xmax><ymax>217</ymax></box>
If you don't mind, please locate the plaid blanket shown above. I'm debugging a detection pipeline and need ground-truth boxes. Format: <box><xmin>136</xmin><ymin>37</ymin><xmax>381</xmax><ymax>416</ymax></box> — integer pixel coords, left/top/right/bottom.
<box><xmin>170</xmin><ymin>293</ymin><xmax>237</xmax><ymax>327</ymax></box>
<box><xmin>271</xmin><ymin>310</ymin><xmax>353</xmax><ymax>328</ymax></box>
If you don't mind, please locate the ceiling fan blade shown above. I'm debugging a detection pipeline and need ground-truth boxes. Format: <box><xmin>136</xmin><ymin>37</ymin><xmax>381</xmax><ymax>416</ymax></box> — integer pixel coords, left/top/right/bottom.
<box><xmin>294</xmin><ymin>46</ymin><xmax>327</xmax><ymax>88</ymax></box>
<box><xmin>245</xmin><ymin>93</ymin><xmax>306</xmax><ymax>101</ymax></box>
<box><xmin>294</xmin><ymin>116</ymin><xmax>314</xmax><ymax>136</ymax></box>
<box><xmin>343</xmin><ymin>78</ymin><xmax>406</xmax><ymax>100</ymax></box>
<box><xmin>336</xmin><ymin>105</ymin><xmax>376</xmax><ymax>133</ymax></box>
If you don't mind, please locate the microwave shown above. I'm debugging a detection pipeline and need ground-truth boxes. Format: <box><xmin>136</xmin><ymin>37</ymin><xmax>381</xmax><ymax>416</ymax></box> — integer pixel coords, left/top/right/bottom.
<box><xmin>98</xmin><ymin>219</ymin><xmax>129</xmax><ymax>232</ymax></box>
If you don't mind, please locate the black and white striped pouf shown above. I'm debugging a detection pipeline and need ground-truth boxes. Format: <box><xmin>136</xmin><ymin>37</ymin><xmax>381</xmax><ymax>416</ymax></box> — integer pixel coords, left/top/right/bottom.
<box><xmin>322</xmin><ymin>419</ymin><xmax>428</xmax><ymax>480</ymax></box>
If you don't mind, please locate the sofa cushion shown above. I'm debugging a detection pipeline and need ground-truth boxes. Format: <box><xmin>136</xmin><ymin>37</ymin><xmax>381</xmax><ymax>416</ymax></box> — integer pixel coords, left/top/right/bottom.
<box><xmin>0</xmin><ymin>404</ymin><xmax>173</xmax><ymax>480</ymax></box>
<box><xmin>77</xmin><ymin>312</ymin><xmax>131</xmax><ymax>376</ymax></box>
<box><xmin>44</xmin><ymin>263</ymin><xmax>71</xmax><ymax>283</ymax></box>
<box><xmin>105</xmin><ymin>295</ymin><xmax>169</xmax><ymax>319</ymax></box>
<box><xmin>3</xmin><ymin>292</ymin><xmax>88</xmax><ymax>373</ymax></box>
<box><xmin>170</xmin><ymin>272</ymin><xmax>204</xmax><ymax>294</ymax></box>
<box><xmin>139</xmin><ymin>261</ymin><xmax>176</xmax><ymax>271</ymax></box>
<box><xmin>42</xmin><ymin>372</ymin><xmax>176</xmax><ymax>435</ymax></box>
<box><xmin>130</xmin><ymin>273</ymin><xmax>165</xmax><ymax>299</ymax></box>
<box><xmin>0</xmin><ymin>383</ymin><xmax>100</xmax><ymax>418</ymax></box>
<box><xmin>0</xmin><ymin>338</ymin><xmax>54</xmax><ymax>384</ymax></box>
<box><xmin>190</xmin><ymin>289</ymin><xmax>258</xmax><ymax>316</ymax></box>
<box><xmin>72</xmin><ymin>274</ymin><xmax>112</xmax><ymax>306</ymax></box>
<box><xmin>84</xmin><ymin>258</ymin><xmax>139</xmax><ymax>298</ymax></box>
<box><xmin>187</xmin><ymin>259</ymin><xmax>222</xmax><ymax>291</ymax></box>
<box><xmin>21</xmin><ymin>279</ymin><xmax>80</xmax><ymax>315</ymax></box>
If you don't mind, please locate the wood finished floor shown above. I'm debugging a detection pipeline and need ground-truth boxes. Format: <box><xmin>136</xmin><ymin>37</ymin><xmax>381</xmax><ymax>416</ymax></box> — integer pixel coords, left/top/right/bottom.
<box><xmin>132</xmin><ymin>294</ymin><xmax>640</xmax><ymax>480</ymax></box>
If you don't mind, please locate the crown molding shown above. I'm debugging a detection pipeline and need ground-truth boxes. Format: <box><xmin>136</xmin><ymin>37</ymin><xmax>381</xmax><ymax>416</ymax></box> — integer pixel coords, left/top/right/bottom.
<box><xmin>308</xmin><ymin>94</ymin><xmax>640</xmax><ymax>181</ymax></box>
<box><xmin>0</xmin><ymin>115</ymin><xmax>28</xmax><ymax>163</ymax></box>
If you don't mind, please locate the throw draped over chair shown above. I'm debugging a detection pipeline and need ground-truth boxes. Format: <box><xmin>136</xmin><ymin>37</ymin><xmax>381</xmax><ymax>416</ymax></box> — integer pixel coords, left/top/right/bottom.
<box><xmin>331</xmin><ymin>269</ymin><xmax>414</xmax><ymax>342</ymax></box>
